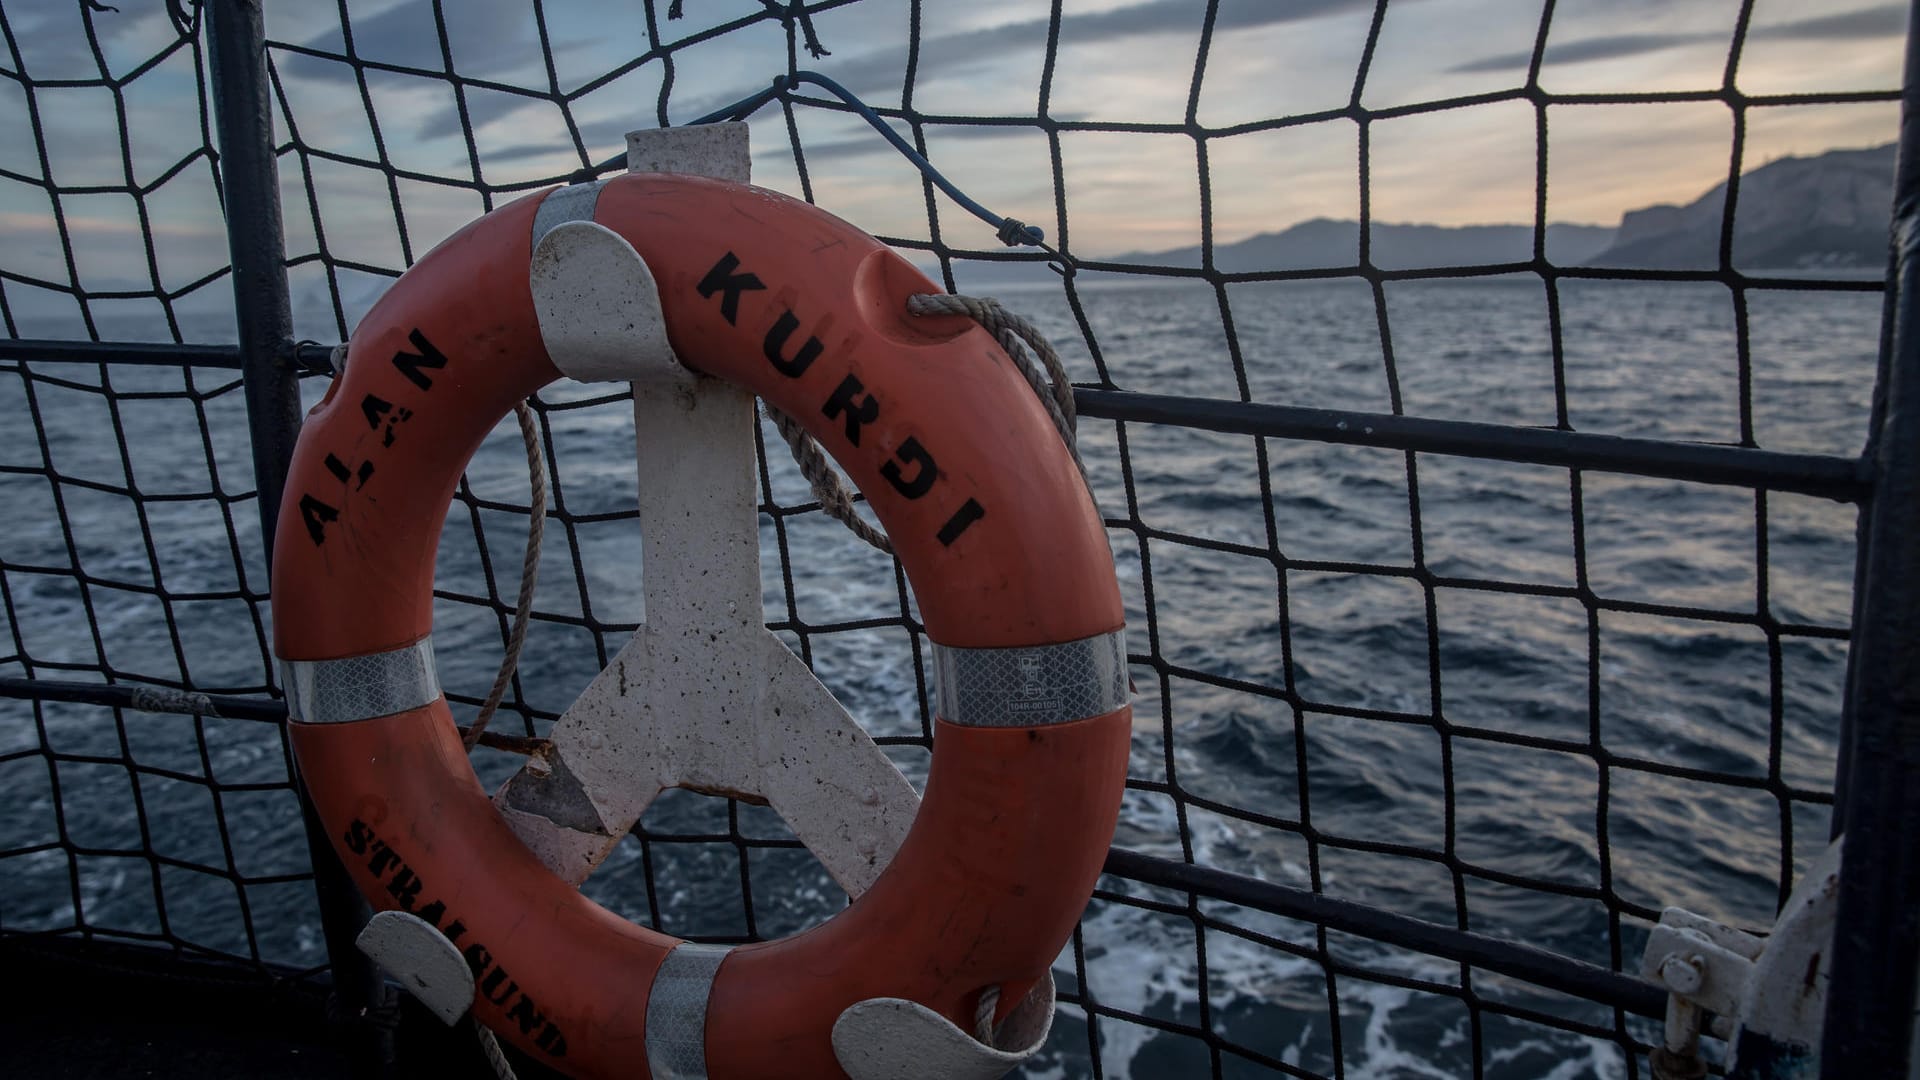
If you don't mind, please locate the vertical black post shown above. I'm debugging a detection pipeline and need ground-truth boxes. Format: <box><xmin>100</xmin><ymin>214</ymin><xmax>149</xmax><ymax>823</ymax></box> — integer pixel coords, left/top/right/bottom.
<box><xmin>204</xmin><ymin>2</ymin><xmax>393</xmax><ymax>1072</ymax></box>
<box><xmin>1822</xmin><ymin>2</ymin><xmax>1920</xmax><ymax>1074</ymax></box>
<box><xmin>205</xmin><ymin>7</ymin><xmax>300</xmax><ymax>505</ymax></box>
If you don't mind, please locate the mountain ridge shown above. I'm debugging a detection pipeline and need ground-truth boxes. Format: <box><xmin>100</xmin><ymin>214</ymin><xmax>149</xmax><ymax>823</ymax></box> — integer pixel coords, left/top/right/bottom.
<box><xmin>1587</xmin><ymin>142</ymin><xmax>1892</xmax><ymax>269</ymax></box>
<box><xmin>938</xmin><ymin>142</ymin><xmax>1893</xmax><ymax>281</ymax></box>
<box><xmin>1109</xmin><ymin>218</ymin><xmax>1616</xmax><ymax>272</ymax></box>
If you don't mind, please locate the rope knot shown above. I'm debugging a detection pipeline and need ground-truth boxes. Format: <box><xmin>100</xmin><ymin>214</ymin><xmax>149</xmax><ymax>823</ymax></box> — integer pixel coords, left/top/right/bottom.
<box><xmin>995</xmin><ymin>217</ymin><xmax>1043</xmax><ymax>247</ymax></box>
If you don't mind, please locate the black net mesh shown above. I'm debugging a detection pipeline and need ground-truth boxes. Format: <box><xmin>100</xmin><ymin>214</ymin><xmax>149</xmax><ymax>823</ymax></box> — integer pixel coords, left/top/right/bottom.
<box><xmin>0</xmin><ymin>1</ymin><xmax>1907</xmax><ymax>1077</ymax></box>
<box><xmin>0</xmin><ymin>0</ymin><xmax>316</xmax><ymax>980</ymax></box>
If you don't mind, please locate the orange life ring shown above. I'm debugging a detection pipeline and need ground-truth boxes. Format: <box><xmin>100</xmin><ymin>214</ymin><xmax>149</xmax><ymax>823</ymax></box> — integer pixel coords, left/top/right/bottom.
<box><xmin>270</xmin><ymin>173</ymin><xmax>1130</xmax><ymax>1079</ymax></box>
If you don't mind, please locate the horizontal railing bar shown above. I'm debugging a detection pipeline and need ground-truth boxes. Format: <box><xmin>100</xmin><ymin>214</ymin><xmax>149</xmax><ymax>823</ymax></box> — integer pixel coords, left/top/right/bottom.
<box><xmin>1076</xmin><ymin>387</ymin><xmax>1870</xmax><ymax>502</ymax></box>
<box><xmin>1102</xmin><ymin>847</ymin><xmax>1668</xmax><ymax>1019</ymax></box>
<box><xmin>0</xmin><ymin>339</ymin><xmax>245</xmax><ymax>367</ymax></box>
<box><xmin>0</xmin><ymin>677</ymin><xmax>552</xmax><ymax>755</ymax></box>
<box><xmin>0</xmin><ymin>675</ymin><xmax>1672</xmax><ymax>1018</ymax></box>
<box><xmin>1</xmin><ymin>672</ymin><xmax>1670</xmax><ymax>1009</ymax></box>
<box><xmin>0</xmin><ymin>339</ymin><xmax>339</xmax><ymax>373</ymax></box>
<box><xmin>2</xmin><ymin>339</ymin><xmax>1868</xmax><ymax>500</ymax></box>
<box><xmin>0</xmin><ymin>676</ymin><xmax>285</xmax><ymax>721</ymax></box>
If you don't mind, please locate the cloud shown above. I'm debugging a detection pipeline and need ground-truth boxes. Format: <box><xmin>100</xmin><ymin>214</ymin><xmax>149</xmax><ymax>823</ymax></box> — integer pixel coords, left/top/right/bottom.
<box><xmin>276</xmin><ymin>0</ymin><xmax>1406</xmax><ymax>148</ymax></box>
<box><xmin>1052</xmin><ymin>0</ymin><xmax>1378</xmax><ymax>41</ymax></box>
<box><xmin>414</xmin><ymin>87</ymin><xmax>553</xmax><ymax>143</ymax></box>
<box><xmin>788</xmin><ymin>117</ymin><xmax>1088</xmax><ymax>163</ymax></box>
<box><xmin>1747</xmin><ymin>4</ymin><xmax>1908</xmax><ymax>42</ymax></box>
<box><xmin>1446</xmin><ymin>3</ymin><xmax>1906</xmax><ymax>75</ymax></box>
<box><xmin>286</xmin><ymin>0</ymin><xmax>534</xmax><ymax>76</ymax></box>
<box><xmin>460</xmin><ymin>111</ymin><xmax>657</xmax><ymax>167</ymax></box>
<box><xmin>7</xmin><ymin>0</ymin><xmax>177</xmax><ymax>80</ymax></box>
<box><xmin>677</xmin><ymin>0</ymin><xmax>1396</xmax><ymax>118</ymax></box>
<box><xmin>277</xmin><ymin>0</ymin><xmax>595</xmax><ymax>143</ymax></box>
<box><xmin>471</xmin><ymin>108</ymin><xmax>1068</xmax><ymax>170</ymax></box>
<box><xmin>1448</xmin><ymin>31</ymin><xmax>1713</xmax><ymax>75</ymax></box>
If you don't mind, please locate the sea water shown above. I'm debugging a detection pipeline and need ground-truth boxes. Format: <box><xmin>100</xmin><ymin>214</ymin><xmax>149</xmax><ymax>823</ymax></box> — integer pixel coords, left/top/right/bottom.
<box><xmin>0</xmin><ymin>274</ymin><xmax>1875</xmax><ymax>1078</ymax></box>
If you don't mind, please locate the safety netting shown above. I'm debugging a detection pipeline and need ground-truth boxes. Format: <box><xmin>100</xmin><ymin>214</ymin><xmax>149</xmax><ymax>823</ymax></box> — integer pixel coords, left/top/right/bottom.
<box><xmin>0</xmin><ymin>1</ymin><xmax>1907</xmax><ymax>1077</ymax></box>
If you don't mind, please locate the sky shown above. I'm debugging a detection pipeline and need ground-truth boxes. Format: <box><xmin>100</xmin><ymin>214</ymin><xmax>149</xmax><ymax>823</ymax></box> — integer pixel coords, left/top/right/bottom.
<box><xmin>0</xmin><ymin>0</ymin><xmax>1908</xmax><ymax>334</ymax></box>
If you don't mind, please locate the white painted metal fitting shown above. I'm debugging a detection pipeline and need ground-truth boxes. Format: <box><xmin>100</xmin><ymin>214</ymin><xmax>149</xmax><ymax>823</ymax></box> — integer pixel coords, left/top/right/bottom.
<box><xmin>1638</xmin><ymin>838</ymin><xmax>1846</xmax><ymax>1076</ymax></box>
<box><xmin>495</xmin><ymin>124</ymin><xmax>1053</xmax><ymax>1078</ymax></box>
<box><xmin>503</xmin><ymin>123</ymin><xmax>918</xmax><ymax>899</ymax></box>
<box><xmin>355</xmin><ymin>909</ymin><xmax>475</xmax><ymax>1026</ymax></box>
<box><xmin>531</xmin><ymin>218</ymin><xmax>684</xmax><ymax>383</ymax></box>
<box><xmin>1658</xmin><ymin>954</ymin><xmax>1704</xmax><ymax>996</ymax></box>
<box><xmin>1640</xmin><ymin>917</ymin><xmax>1761</xmax><ymax>1020</ymax></box>
<box><xmin>833</xmin><ymin>977</ymin><xmax>1056</xmax><ymax>1080</ymax></box>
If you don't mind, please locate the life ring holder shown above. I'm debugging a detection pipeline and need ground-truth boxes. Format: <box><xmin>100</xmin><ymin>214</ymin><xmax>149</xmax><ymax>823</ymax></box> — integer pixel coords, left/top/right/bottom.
<box><xmin>270</xmin><ymin>125</ymin><xmax>1131</xmax><ymax>1080</ymax></box>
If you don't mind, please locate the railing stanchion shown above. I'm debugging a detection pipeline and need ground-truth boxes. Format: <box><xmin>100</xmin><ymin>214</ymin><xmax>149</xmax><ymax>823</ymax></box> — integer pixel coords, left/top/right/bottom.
<box><xmin>205</xmin><ymin>1</ymin><xmax>393</xmax><ymax>1072</ymax></box>
<box><xmin>1823</xmin><ymin>3</ymin><xmax>1920</xmax><ymax>1074</ymax></box>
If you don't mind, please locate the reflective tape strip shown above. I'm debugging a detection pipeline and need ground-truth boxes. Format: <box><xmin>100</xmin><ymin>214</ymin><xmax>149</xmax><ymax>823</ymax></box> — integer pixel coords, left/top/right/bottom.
<box><xmin>278</xmin><ymin>639</ymin><xmax>440</xmax><ymax>725</ymax></box>
<box><xmin>531</xmin><ymin>179</ymin><xmax>605</xmax><ymax>248</ymax></box>
<box><xmin>932</xmin><ymin>628</ymin><xmax>1130</xmax><ymax>728</ymax></box>
<box><xmin>645</xmin><ymin>942</ymin><xmax>730</xmax><ymax>1080</ymax></box>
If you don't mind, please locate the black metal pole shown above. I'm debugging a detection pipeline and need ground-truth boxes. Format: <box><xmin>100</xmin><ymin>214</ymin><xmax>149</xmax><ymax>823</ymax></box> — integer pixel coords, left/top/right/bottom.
<box><xmin>0</xmin><ymin>333</ymin><xmax>1875</xmax><ymax>501</ymax></box>
<box><xmin>1073</xmin><ymin>388</ymin><xmax>1868</xmax><ymax>503</ymax></box>
<box><xmin>1821</xmin><ymin>3</ymin><xmax>1920</xmax><ymax>1074</ymax></box>
<box><xmin>0</xmin><ymin>337</ymin><xmax>338</xmax><ymax>371</ymax></box>
<box><xmin>204</xmin><ymin>2</ymin><xmax>393</xmax><ymax>1073</ymax></box>
<box><xmin>1102</xmin><ymin>849</ymin><xmax>1667</xmax><ymax>1020</ymax></box>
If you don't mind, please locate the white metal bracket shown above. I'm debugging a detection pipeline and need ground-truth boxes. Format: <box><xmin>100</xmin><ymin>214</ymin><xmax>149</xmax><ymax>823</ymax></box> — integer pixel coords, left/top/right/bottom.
<box><xmin>833</xmin><ymin>980</ymin><xmax>1056</xmax><ymax>1080</ymax></box>
<box><xmin>499</xmin><ymin>125</ymin><xmax>1052</xmax><ymax>1077</ymax></box>
<box><xmin>531</xmin><ymin>219</ymin><xmax>682</xmax><ymax>382</ymax></box>
<box><xmin>1639</xmin><ymin>838</ymin><xmax>1843</xmax><ymax>1075</ymax></box>
<box><xmin>356</xmin><ymin>909</ymin><xmax>476</xmax><ymax>1026</ymax></box>
<box><xmin>510</xmin><ymin>123</ymin><xmax>919</xmax><ymax>897</ymax></box>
